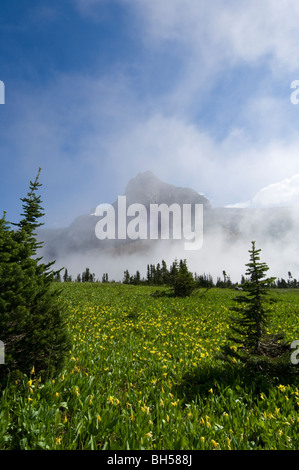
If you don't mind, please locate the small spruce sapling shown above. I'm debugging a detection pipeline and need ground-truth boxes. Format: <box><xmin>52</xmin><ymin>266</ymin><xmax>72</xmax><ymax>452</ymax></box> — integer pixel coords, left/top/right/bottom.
<box><xmin>221</xmin><ymin>241</ymin><xmax>289</xmax><ymax>365</ymax></box>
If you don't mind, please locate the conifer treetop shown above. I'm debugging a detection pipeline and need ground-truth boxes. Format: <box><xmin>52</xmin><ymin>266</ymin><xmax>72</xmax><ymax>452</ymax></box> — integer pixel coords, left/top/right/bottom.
<box><xmin>18</xmin><ymin>167</ymin><xmax>44</xmax><ymax>235</ymax></box>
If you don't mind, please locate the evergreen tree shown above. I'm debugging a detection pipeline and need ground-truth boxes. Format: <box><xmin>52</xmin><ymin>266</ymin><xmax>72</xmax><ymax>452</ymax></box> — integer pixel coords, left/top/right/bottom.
<box><xmin>146</xmin><ymin>264</ymin><xmax>151</xmax><ymax>284</ymax></box>
<box><xmin>132</xmin><ymin>270</ymin><xmax>141</xmax><ymax>285</ymax></box>
<box><xmin>16</xmin><ymin>167</ymin><xmax>44</xmax><ymax>256</ymax></box>
<box><xmin>0</xmin><ymin>170</ymin><xmax>70</xmax><ymax>383</ymax></box>
<box><xmin>161</xmin><ymin>259</ymin><xmax>169</xmax><ymax>285</ymax></box>
<box><xmin>150</xmin><ymin>264</ymin><xmax>156</xmax><ymax>285</ymax></box>
<box><xmin>169</xmin><ymin>259</ymin><xmax>179</xmax><ymax>286</ymax></box>
<box><xmin>221</xmin><ymin>241</ymin><xmax>289</xmax><ymax>364</ymax></box>
<box><xmin>172</xmin><ymin>259</ymin><xmax>195</xmax><ymax>297</ymax></box>
<box><xmin>195</xmin><ymin>273</ymin><xmax>214</xmax><ymax>288</ymax></box>
<box><xmin>82</xmin><ymin>267</ymin><xmax>93</xmax><ymax>282</ymax></box>
<box><xmin>63</xmin><ymin>268</ymin><xmax>69</xmax><ymax>282</ymax></box>
<box><xmin>277</xmin><ymin>278</ymin><xmax>288</xmax><ymax>288</ymax></box>
<box><xmin>123</xmin><ymin>269</ymin><xmax>130</xmax><ymax>284</ymax></box>
<box><xmin>155</xmin><ymin>263</ymin><xmax>163</xmax><ymax>285</ymax></box>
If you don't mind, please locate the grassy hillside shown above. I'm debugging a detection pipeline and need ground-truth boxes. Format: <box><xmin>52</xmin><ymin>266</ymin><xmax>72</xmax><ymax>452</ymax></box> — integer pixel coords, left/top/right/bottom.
<box><xmin>1</xmin><ymin>283</ymin><xmax>298</xmax><ymax>450</ymax></box>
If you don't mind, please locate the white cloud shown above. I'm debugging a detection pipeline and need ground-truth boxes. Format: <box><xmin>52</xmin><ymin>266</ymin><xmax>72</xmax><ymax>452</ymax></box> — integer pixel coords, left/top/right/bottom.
<box><xmin>103</xmin><ymin>110</ymin><xmax>299</xmax><ymax>208</ymax></box>
<box><xmin>228</xmin><ymin>174</ymin><xmax>299</xmax><ymax>208</ymax></box>
<box><xmin>72</xmin><ymin>0</ymin><xmax>299</xmax><ymax>79</ymax></box>
<box><xmin>68</xmin><ymin>1</ymin><xmax>299</xmax><ymax>125</ymax></box>
<box><xmin>129</xmin><ymin>0</ymin><xmax>299</xmax><ymax>71</ymax></box>
<box><xmin>252</xmin><ymin>174</ymin><xmax>299</xmax><ymax>207</ymax></box>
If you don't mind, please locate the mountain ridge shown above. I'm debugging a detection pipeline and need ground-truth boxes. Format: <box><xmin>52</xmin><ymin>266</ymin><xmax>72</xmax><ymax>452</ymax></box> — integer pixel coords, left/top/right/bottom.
<box><xmin>123</xmin><ymin>171</ymin><xmax>211</xmax><ymax>209</ymax></box>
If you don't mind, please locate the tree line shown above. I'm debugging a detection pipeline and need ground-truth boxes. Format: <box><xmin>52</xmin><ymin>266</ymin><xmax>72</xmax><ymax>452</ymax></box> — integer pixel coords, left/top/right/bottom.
<box><xmin>58</xmin><ymin>262</ymin><xmax>299</xmax><ymax>290</ymax></box>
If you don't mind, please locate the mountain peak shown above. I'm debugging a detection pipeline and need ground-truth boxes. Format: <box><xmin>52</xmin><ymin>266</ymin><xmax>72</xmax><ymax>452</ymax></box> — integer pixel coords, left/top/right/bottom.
<box><xmin>124</xmin><ymin>171</ymin><xmax>211</xmax><ymax>208</ymax></box>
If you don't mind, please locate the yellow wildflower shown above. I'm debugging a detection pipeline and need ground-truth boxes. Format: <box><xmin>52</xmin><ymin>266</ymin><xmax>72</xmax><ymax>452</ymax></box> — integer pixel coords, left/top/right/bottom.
<box><xmin>211</xmin><ymin>440</ymin><xmax>219</xmax><ymax>449</ymax></box>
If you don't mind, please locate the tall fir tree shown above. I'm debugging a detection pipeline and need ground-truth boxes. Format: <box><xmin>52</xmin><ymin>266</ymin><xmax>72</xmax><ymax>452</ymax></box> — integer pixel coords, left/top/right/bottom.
<box><xmin>0</xmin><ymin>169</ymin><xmax>70</xmax><ymax>384</ymax></box>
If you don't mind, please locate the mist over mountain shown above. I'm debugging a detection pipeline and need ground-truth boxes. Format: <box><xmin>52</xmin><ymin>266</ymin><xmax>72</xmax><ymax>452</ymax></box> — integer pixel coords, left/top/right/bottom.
<box><xmin>124</xmin><ymin>171</ymin><xmax>211</xmax><ymax>208</ymax></box>
<box><xmin>37</xmin><ymin>171</ymin><xmax>299</xmax><ymax>283</ymax></box>
<box><xmin>38</xmin><ymin>171</ymin><xmax>210</xmax><ymax>258</ymax></box>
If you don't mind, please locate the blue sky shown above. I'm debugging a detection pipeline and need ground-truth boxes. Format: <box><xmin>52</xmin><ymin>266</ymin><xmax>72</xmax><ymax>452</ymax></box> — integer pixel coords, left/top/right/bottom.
<box><xmin>2</xmin><ymin>0</ymin><xmax>299</xmax><ymax>228</ymax></box>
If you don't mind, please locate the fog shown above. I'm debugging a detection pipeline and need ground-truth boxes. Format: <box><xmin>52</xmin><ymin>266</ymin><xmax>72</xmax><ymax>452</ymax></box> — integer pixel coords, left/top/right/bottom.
<box><xmin>38</xmin><ymin>203</ymin><xmax>299</xmax><ymax>285</ymax></box>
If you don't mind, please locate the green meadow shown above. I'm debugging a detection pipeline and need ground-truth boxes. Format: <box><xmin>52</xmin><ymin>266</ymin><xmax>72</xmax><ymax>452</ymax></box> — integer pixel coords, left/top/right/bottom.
<box><xmin>1</xmin><ymin>283</ymin><xmax>299</xmax><ymax>450</ymax></box>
